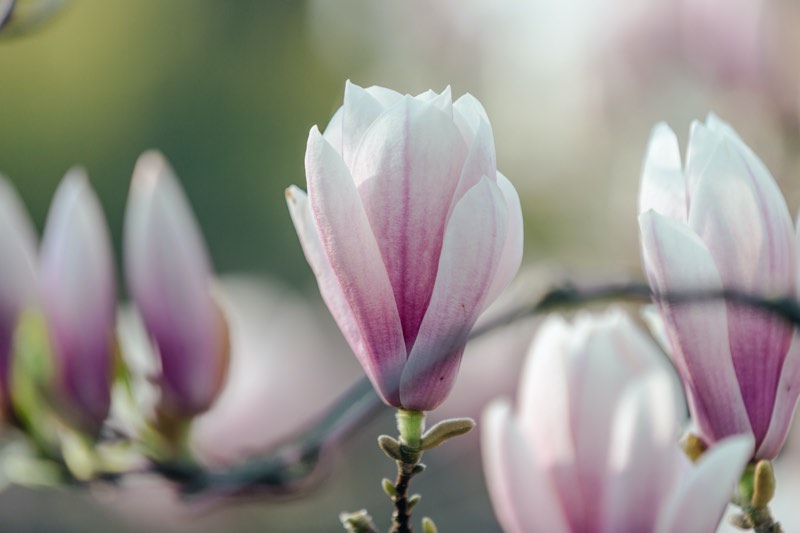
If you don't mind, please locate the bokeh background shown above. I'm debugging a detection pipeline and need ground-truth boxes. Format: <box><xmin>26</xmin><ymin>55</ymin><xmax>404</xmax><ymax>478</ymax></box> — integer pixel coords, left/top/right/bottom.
<box><xmin>1</xmin><ymin>0</ymin><xmax>799</xmax><ymax>531</ymax></box>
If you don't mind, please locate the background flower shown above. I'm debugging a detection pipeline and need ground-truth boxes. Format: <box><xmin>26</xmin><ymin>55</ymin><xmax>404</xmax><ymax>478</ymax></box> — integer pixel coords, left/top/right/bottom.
<box><xmin>482</xmin><ymin>309</ymin><xmax>753</xmax><ymax>533</ymax></box>
<box><xmin>639</xmin><ymin>115</ymin><xmax>800</xmax><ymax>459</ymax></box>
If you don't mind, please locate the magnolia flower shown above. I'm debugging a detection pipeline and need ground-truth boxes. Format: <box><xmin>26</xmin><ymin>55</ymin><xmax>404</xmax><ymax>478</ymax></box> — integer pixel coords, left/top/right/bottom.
<box><xmin>638</xmin><ymin>114</ymin><xmax>800</xmax><ymax>459</ymax></box>
<box><xmin>40</xmin><ymin>169</ymin><xmax>116</xmax><ymax>434</ymax></box>
<box><xmin>482</xmin><ymin>310</ymin><xmax>753</xmax><ymax>533</ymax></box>
<box><xmin>0</xmin><ymin>177</ymin><xmax>38</xmax><ymax>412</ymax></box>
<box><xmin>287</xmin><ymin>82</ymin><xmax>523</xmax><ymax>411</ymax></box>
<box><xmin>124</xmin><ymin>151</ymin><xmax>229</xmax><ymax>420</ymax></box>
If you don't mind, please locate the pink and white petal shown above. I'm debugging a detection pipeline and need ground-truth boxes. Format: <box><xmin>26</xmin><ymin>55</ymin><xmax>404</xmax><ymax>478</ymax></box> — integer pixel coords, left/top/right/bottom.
<box><xmin>688</xmin><ymin>138</ymin><xmax>794</xmax><ymax>443</ymax></box>
<box><xmin>453</xmin><ymin>93</ymin><xmax>490</xmax><ymax>141</ymax></box>
<box><xmin>414</xmin><ymin>86</ymin><xmax>453</xmax><ymax>117</ymax></box>
<box><xmin>364</xmin><ymin>85</ymin><xmax>404</xmax><ymax>108</ymax></box>
<box><xmin>689</xmin><ymin>135</ymin><xmax>794</xmax><ymax>295</ymax></box>
<box><xmin>398</xmin><ymin>178</ymin><xmax>505</xmax><ymax>410</ymax></box>
<box><xmin>449</xmin><ymin>116</ymin><xmax>497</xmax><ymax>219</ymax></box>
<box><xmin>305</xmin><ymin>128</ymin><xmax>406</xmax><ymax>406</ymax></box>
<box><xmin>685</xmin><ymin>119</ymin><xmax>723</xmax><ymax>200</ymax></box>
<box><xmin>516</xmin><ymin>316</ymin><xmax>575</xmax><ymax>461</ymax></box>
<box><xmin>481</xmin><ymin>401</ymin><xmax>570</xmax><ymax>533</ymax></box>
<box><xmin>568</xmin><ymin>313</ymin><xmax>677</xmax><ymax>528</ymax></box>
<box><xmin>351</xmin><ymin>96</ymin><xmax>468</xmax><ymax>351</ymax></box>
<box><xmin>639</xmin><ymin>211</ymin><xmax>751</xmax><ymax>442</ymax></box>
<box><xmin>481</xmin><ymin>172</ymin><xmax>523</xmax><ymax>309</ymax></box>
<box><xmin>655</xmin><ymin>434</ymin><xmax>754</xmax><ymax>533</ymax></box>
<box><xmin>321</xmin><ymin>106</ymin><xmax>343</xmax><ymax>154</ymax></box>
<box><xmin>602</xmin><ymin>372</ymin><xmax>683</xmax><ymax>533</ymax></box>
<box><xmin>337</xmin><ymin>81</ymin><xmax>389</xmax><ymax>169</ymax></box>
<box><xmin>639</xmin><ymin>122</ymin><xmax>687</xmax><ymax>223</ymax></box>
<box><xmin>286</xmin><ymin>186</ymin><xmax>379</xmax><ymax>391</ymax></box>
<box><xmin>756</xmin><ymin>333</ymin><xmax>800</xmax><ymax>459</ymax></box>
<box><xmin>516</xmin><ymin>315</ymin><xmax>583</xmax><ymax>524</ymax></box>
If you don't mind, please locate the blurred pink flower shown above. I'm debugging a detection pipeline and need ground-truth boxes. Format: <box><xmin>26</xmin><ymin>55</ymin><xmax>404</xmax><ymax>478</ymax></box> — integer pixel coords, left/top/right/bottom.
<box><xmin>124</xmin><ymin>151</ymin><xmax>229</xmax><ymax>420</ymax></box>
<box><xmin>638</xmin><ymin>114</ymin><xmax>800</xmax><ymax>459</ymax></box>
<box><xmin>108</xmin><ymin>276</ymin><xmax>360</xmax><ymax>524</ymax></box>
<box><xmin>287</xmin><ymin>81</ymin><xmax>522</xmax><ymax>411</ymax></box>
<box><xmin>482</xmin><ymin>310</ymin><xmax>753</xmax><ymax>533</ymax></box>
<box><xmin>40</xmin><ymin>169</ymin><xmax>116</xmax><ymax>435</ymax></box>
<box><xmin>0</xmin><ymin>177</ymin><xmax>38</xmax><ymax>412</ymax></box>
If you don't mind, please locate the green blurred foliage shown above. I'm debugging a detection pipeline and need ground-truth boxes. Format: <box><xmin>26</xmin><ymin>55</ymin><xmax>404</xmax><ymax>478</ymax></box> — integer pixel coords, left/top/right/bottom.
<box><xmin>0</xmin><ymin>0</ymin><xmax>342</xmax><ymax>287</ymax></box>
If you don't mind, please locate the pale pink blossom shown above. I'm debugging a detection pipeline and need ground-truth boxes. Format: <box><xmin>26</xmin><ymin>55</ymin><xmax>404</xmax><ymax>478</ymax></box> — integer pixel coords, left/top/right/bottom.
<box><xmin>287</xmin><ymin>82</ymin><xmax>522</xmax><ymax>411</ymax></box>
<box><xmin>639</xmin><ymin>114</ymin><xmax>800</xmax><ymax>459</ymax></box>
<box><xmin>482</xmin><ymin>310</ymin><xmax>753</xmax><ymax>533</ymax></box>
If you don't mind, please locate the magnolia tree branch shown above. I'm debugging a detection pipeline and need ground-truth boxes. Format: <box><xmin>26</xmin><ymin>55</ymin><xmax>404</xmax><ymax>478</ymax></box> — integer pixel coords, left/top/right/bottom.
<box><xmin>153</xmin><ymin>280</ymin><xmax>800</xmax><ymax>497</ymax></box>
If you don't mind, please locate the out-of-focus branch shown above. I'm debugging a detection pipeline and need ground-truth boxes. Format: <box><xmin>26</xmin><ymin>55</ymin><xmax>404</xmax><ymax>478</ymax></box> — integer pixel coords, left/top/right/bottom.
<box><xmin>153</xmin><ymin>280</ymin><xmax>800</xmax><ymax>497</ymax></box>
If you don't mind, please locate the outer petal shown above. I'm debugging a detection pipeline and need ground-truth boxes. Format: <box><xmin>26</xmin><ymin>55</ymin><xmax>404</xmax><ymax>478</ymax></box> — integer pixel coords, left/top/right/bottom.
<box><xmin>756</xmin><ymin>333</ymin><xmax>800</xmax><ymax>458</ymax></box>
<box><xmin>638</xmin><ymin>122</ymin><xmax>687</xmax><ymax>222</ymax></box>
<box><xmin>40</xmin><ymin>169</ymin><xmax>115</xmax><ymax>433</ymax></box>
<box><xmin>398</xmin><ymin>177</ymin><xmax>505</xmax><ymax>410</ymax></box>
<box><xmin>286</xmin><ymin>185</ymin><xmax>393</xmax><ymax>404</ymax></box>
<box><xmin>0</xmin><ymin>177</ymin><xmax>38</xmax><ymax>402</ymax></box>
<box><xmin>305</xmin><ymin>127</ymin><xmax>406</xmax><ymax>406</ymax></box>
<box><xmin>516</xmin><ymin>315</ymin><xmax>583</xmax><ymax>528</ymax></box>
<box><xmin>450</xmin><ymin>99</ymin><xmax>497</xmax><ymax>216</ymax></box>
<box><xmin>688</xmin><ymin>136</ymin><xmax>794</xmax><ymax>443</ymax></box>
<box><xmin>654</xmin><ymin>434</ymin><xmax>753</xmax><ymax>533</ymax></box>
<box><xmin>568</xmin><ymin>312</ymin><xmax>678</xmax><ymax>528</ymax></box>
<box><xmin>124</xmin><ymin>151</ymin><xmax>228</xmax><ymax>418</ymax></box>
<box><xmin>639</xmin><ymin>211</ymin><xmax>751</xmax><ymax>442</ymax></box>
<box><xmin>481</xmin><ymin>172</ymin><xmax>523</xmax><ymax>308</ymax></box>
<box><xmin>351</xmin><ymin>96</ymin><xmax>468</xmax><ymax>351</ymax></box>
<box><xmin>684</xmin><ymin>120</ymin><xmax>723</xmax><ymax>203</ymax></box>
<box><xmin>481</xmin><ymin>401</ymin><xmax>570</xmax><ymax>533</ymax></box>
<box><xmin>602</xmin><ymin>372</ymin><xmax>683</xmax><ymax>532</ymax></box>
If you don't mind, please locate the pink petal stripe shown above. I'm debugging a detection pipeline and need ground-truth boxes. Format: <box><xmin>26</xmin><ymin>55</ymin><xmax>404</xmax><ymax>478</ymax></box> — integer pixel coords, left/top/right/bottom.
<box><xmin>305</xmin><ymin>128</ymin><xmax>406</xmax><ymax>405</ymax></box>
<box><xmin>655</xmin><ymin>434</ymin><xmax>753</xmax><ymax>533</ymax></box>
<box><xmin>639</xmin><ymin>211</ymin><xmax>751</xmax><ymax>442</ymax></box>
<box><xmin>638</xmin><ymin>122</ymin><xmax>687</xmax><ymax>223</ymax></box>
<box><xmin>481</xmin><ymin>401</ymin><xmax>570</xmax><ymax>533</ymax></box>
<box><xmin>352</xmin><ymin>96</ymin><xmax>468</xmax><ymax>353</ymax></box>
<box><xmin>398</xmin><ymin>177</ymin><xmax>505</xmax><ymax>410</ymax></box>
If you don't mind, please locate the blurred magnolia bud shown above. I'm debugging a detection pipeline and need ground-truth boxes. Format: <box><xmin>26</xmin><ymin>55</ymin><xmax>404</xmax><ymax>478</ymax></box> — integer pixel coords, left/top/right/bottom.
<box><xmin>39</xmin><ymin>169</ymin><xmax>116</xmax><ymax>436</ymax></box>
<box><xmin>0</xmin><ymin>177</ymin><xmax>38</xmax><ymax>415</ymax></box>
<box><xmin>124</xmin><ymin>151</ymin><xmax>229</xmax><ymax>423</ymax></box>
